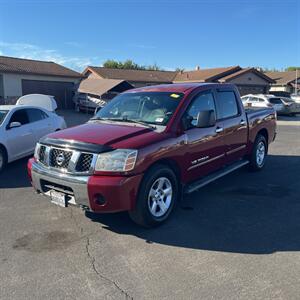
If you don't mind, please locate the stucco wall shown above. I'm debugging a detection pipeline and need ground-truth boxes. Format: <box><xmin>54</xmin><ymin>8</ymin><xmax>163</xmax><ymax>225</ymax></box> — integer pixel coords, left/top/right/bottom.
<box><xmin>1</xmin><ymin>73</ymin><xmax>80</xmax><ymax>98</ymax></box>
<box><xmin>227</xmin><ymin>72</ymin><xmax>269</xmax><ymax>85</ymax></box>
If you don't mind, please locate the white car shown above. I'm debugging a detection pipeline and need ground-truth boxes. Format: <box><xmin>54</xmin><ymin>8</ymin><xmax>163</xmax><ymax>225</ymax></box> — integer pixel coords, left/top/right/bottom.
<box><xmin>0</xmin><ymin>98</ymin><xmax>66</xmax><ymax>171</ymax></box>
<box><xmin>291</xmin><ymin>93</ymin><xmax>300</xmax><ymax>103</ymax></box>
<box><xmin>241</xmin><ymin>94</ymin><xmax>300</xmax><ymax>115</ymax></box>
<box><xmin>241</xmin><ymin>94</ymin><xmax>284</xmax><ymax>111</ymax></box>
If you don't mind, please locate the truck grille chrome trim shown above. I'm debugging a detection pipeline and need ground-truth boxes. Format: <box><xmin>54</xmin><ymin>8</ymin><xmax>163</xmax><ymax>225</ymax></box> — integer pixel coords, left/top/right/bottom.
<box><xmin>37</xmin><ymin>144</ymin><xmax>97</xmax><ymax>175</ymax></box>
<box><xmin>31</xmin><ymin>161</ymin><xmax>90</xmax><ymax>207</ymax></box>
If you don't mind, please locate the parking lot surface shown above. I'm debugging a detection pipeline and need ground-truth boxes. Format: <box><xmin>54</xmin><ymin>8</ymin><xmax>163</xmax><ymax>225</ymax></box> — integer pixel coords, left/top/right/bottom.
<box><xmin>0</xmin><ymin>113</ymin><xmax>300</xmax><ymax>299</ymax></box>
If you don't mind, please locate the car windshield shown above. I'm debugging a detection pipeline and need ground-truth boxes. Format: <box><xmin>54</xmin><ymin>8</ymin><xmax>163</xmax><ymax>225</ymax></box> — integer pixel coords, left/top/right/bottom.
<box><xmin>0</xmin><ymin>110</ymin><xmax>8</xmax><ymax>125</ymax></box>
<box><xmin>94</xmin><ymin>92</ymin><xmax>184</xmax><ymax>126</ymax></box>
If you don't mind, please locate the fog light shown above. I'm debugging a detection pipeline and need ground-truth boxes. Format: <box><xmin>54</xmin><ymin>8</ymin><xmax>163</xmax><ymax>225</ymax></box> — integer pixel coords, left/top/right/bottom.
<box><xmin>94</xmin><ymin>194</ymin><xmax>106</xmax><ymax>206</ymax></box>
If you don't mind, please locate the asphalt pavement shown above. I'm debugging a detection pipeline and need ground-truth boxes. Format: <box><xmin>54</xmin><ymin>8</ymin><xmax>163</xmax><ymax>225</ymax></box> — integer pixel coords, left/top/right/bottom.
<box><xmin>0</xmin><ymin>119</ymin><xmax>300</xmax><ymax>299</ymax></box>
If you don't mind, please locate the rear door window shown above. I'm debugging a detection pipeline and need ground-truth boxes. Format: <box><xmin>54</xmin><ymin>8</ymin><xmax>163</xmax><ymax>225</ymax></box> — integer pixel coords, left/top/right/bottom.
<box><xmin>215</xmin><ymin>90</ymin><xmax>239</xmax><ymax>119</ymax></box>
<box><xmin>27</xmin><ymin>108</ymin><xmax>48</xmax><ymax>123</ymax></box>
<box><xmin>269</xmin><ymin>98</ymin><xmax>283</xmax><ymax>104</ymax></box>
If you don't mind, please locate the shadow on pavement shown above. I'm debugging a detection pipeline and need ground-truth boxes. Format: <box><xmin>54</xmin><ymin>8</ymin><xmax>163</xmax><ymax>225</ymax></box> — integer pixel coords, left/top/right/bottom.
<box><xmin>87</xmin><ymin>154</ymin><xmax>300</xmax><ymax>254</ymax></box>
<box><xmin>0</xmin><ymin>157</ymin><xmax>31</xmax><ymax>188</ymax></box>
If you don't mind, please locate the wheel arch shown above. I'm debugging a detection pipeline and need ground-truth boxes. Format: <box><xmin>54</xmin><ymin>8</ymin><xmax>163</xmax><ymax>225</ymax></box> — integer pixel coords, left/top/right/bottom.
<box><xmin>146</xmin><ymin>158</ymin><xmax>182</xmax><ymax>183</ymax></box>
<box><xmin>0</xmin><ymin>143</ymin><xmax>8</xmax><ymax>161</ymax></box>
<box><xmin>257</xmin><ymin>128</ymin><xmax>269</xmax><ymax>145</ymax></box>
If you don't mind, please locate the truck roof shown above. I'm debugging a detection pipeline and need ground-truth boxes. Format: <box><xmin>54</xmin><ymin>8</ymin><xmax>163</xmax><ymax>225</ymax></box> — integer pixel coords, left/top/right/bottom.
<box><xmin>125</xmin><ymin>83</ymin><xmax>234</xmax><ymax>94</ymax></box>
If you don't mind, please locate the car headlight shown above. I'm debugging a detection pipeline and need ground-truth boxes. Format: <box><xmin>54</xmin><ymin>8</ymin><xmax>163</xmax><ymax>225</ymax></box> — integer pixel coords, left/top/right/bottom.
<box><xmin>95</xmin><ymin>149</ymin><xmax>138</xmax><ymax>172</ymax></box>
<box><xmin>34</xmin><ymin>143</ymin><xmax>41</xmax><ymax>160</ymax></box>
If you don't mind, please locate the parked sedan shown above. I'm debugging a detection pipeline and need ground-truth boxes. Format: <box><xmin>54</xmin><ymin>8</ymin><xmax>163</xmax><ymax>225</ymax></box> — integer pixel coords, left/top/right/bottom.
<box><xmin>241</xmin><ymin>94</ymin><xmax>300</xmax><ymax>115</ymax></box>
<box><xmin>279</xmin><ymin>97</ymin><xmax>300</xmax><ymax>115</ymax></box>
<box><xmin>0</xmin><ymin>105</ymin><xmax>66</xmax><ymax>172</ymax></box>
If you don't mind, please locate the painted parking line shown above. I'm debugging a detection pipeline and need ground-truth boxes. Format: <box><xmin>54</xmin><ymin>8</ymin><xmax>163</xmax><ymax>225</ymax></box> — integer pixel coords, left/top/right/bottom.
<box><xmin>277</xmin><ymin>120</ymin><xmax>300</xmax><ymax>126</ymax></box>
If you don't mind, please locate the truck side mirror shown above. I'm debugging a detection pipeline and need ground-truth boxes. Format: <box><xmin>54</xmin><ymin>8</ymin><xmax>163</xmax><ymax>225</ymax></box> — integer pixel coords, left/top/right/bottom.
<box><xmin>196</xmin><ymin>110</ymin><xmax>216</xmax><ymax>128</ymax></box>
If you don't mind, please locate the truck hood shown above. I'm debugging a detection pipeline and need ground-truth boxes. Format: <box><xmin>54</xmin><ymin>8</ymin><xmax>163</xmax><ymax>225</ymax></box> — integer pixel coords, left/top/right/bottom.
<box><xmin>46</xmin><ymin>121</ymin><xmax>155</xmax><ymax>147</ymax></box>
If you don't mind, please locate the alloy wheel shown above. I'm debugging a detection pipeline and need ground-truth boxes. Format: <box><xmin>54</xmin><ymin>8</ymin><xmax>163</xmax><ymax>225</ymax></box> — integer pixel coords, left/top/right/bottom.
<box><xmin>256</xmin><ymin>141</ymin><xmax>266</xmax><ymax>167</ymax></box>
<box><xmin>148</xmin><ymin>177</ymin><xmax>173</xmax><ymax>217</ymax></box>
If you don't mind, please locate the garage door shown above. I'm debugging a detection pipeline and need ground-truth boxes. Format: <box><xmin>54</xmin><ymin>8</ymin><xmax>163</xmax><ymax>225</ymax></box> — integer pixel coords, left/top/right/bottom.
<box><xmin>22</xmin><ymin>79</ymin><xmax>75</xmax><ymax>109</ymax></box>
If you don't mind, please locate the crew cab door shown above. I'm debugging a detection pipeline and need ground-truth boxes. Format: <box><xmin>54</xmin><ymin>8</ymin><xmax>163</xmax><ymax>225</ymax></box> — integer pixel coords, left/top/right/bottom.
<box><xmin>182</xmin><ymin>90</ymin><xmax>226</xmax><ymax>182</ymax></box>
<box><xmin>6</xmin><ymin>108</ymin><xmax>36</xmax><ymax>160</ymax></box>
<box><xmin>214</xmin><ymin>89</ymin><xmax>248</xmax><ymax>163</ymax></box>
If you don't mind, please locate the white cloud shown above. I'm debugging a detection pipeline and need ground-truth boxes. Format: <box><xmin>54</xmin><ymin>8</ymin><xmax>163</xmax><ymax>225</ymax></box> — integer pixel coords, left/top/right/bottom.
<box><xmin>129</xmin><ymin>44</ymin><xmax>156</xmax><ymax>50</ymax></box>
<box><xmin>0</xmin><ymin>41</ymin><xmax>100</xmax><ymax>71</ymax></box>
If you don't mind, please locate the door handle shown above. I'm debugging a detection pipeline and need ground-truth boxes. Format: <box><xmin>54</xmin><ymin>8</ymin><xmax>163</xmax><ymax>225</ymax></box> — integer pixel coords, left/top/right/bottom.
<box><xmin>215</xmin><ymin>127</ymin><xmax>223</xmax><ymax>133</ymax></box>
<box><xmin>240</xmin><ymin>119</ymin><xmax>246</xmax><ymax>125</ymax></box>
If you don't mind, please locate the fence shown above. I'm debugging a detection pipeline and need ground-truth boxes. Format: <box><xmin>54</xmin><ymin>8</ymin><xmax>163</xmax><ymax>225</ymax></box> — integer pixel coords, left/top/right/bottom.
<box><xmin>0</xmin><ymin>97</ymin><xmax>18</xmax><ymax>105</ymax></box>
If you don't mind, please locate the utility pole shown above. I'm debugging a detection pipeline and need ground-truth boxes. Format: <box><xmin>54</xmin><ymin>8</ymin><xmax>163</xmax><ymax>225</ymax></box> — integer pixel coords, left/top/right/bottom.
<box><xmin>296</xmin><ymin>68</ymin><xmax>298</xmax><ymax>94</ymax></box>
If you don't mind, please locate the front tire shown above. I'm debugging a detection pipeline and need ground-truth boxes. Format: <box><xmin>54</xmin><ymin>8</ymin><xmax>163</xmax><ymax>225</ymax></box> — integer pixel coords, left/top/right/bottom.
<box><xmin>249</xmin><ymin>135</ymin><xmax>267</xmax><ymax>171</ymax></box>
<box><xmin>129</xmin><ymin>164</ymin><xmax>178</xmax><ymax>227</ymax></box>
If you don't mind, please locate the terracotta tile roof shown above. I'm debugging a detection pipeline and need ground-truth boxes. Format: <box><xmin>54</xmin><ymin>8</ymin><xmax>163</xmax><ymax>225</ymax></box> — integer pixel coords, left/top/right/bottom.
<box><xmin>0</xmin><ymin>55</ymin><xmax>81</xmax><ymax>78</ymax></box>
<box><xmin>85</xmin><ymin>66</ymin><xmax>177</xmax><ymax>83</ymax></box>
<box><xmin>265</xmin><ymin>71</ymin><xmax>299</xmax><ymax>85</ymax></box>
<box><xmin>219</xmin><ymin>68</ymin><xmax>274</xmax><ymax>83</ymax></box>
<box><xmin>173</xmin><ymin>66</ymin><xmax>241</xmax><ymax>82</ymax></box>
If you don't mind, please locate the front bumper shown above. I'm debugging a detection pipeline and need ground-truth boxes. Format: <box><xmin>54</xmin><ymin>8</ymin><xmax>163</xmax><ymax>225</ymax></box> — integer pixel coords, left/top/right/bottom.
<box><xmin>28</xmin><ymin>159</ymin><xmax>143</xmax><ymax>213</ymax></box>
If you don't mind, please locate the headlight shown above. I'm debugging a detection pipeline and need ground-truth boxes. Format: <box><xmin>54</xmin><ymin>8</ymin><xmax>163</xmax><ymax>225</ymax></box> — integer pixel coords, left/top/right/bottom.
<box><xmin>34</xmin><ymin>143</ymin><xmax>41</xmax><ymax>160</ymax></box>
<box><xmin>95</xmin><ymin>149</ymin><xmax>138</xmax><ymax>172</ymax></box>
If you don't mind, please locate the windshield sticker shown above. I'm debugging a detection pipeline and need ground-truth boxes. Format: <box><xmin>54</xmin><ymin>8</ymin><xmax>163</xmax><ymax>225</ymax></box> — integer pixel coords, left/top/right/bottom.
<box><xmin>170</xmin><ymin>93</ymin><xmax>180</xmax><ymax>99</ymax></box>
<box><xmin>155</xmin><ymin>117</ymin><xmax>164</xmax><ymax>123</ymax></box>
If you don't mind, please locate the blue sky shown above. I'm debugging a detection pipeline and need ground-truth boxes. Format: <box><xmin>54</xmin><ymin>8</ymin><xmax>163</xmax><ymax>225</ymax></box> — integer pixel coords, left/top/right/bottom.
<box><xmin>0</xmin><ymin>0</ymin><xmax>299</xmax><ymax>71</ymax></box>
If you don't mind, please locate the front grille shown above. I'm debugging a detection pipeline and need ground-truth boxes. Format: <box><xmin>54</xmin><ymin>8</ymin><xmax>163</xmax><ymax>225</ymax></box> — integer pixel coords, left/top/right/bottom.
<box><xmin>38</xmin><ymin>144</ymin><xmax>96</xmax><ymax>174</ymax></box>
<box><xmin>76</xmin><ymin>153</ymin><xmax>93</xmax><ymax>172</ymax></box>
<box><xmin>49</xmin><ymin>148</ymin><xmax>73</xmax><ymax>169</ymax></box>
<box><xmin>39</xmin><ymin>145</ymin><xmax>46</xmax><ymax>164</ymax></box>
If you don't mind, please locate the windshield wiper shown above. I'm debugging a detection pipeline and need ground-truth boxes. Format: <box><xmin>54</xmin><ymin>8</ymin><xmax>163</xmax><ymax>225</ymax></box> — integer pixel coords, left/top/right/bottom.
<box><xmin>122</xmin><ymin>118</ymin><xmax>157</xmax><ymax>129</ymax></box>
<box><xmin>90</xmin><ymin>116</ymin><xmax>156</xmax><ymax>129</ymax></box>
<box><xmin>90</xmin><ymin>116</ymin><xmax>103</xmax><ymax>121</ymax></box>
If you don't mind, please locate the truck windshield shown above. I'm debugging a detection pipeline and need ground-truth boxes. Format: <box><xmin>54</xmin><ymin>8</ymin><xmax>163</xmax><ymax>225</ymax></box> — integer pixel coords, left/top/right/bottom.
<box><xmin>94</xmin><ymin>92</ymin><xmax>184</xmax><ymax>126</ymax></box>
<box><xmin>0</xmin><ymin>110</ymin><xmax>8</xmax><ymax>125</ymax></box>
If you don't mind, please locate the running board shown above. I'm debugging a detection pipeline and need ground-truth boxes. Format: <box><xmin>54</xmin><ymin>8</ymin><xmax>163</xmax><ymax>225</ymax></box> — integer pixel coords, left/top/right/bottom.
<box><xmin>184</xmin><ymin>159</ymin><xmax>249</xmax><ymax>194</ymax></box>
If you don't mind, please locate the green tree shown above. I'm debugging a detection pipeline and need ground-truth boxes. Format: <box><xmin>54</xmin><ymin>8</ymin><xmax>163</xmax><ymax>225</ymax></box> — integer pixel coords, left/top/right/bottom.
<box><xmin>102</xmin><ymin>59</ymin><xmax>163</xmax><ymax>71</ymax></box>
<box><xmin>103</xmin><ymin>59</ymin><xmax>121</xmax><ymax>69</ymax></box>
<box><xmin>285</xmin><ymin>66</ymin><xmax>300</xmax><ymax>71</ymax></box>
<box><xmin>147</xmin><ymin>63</ymin><xmax>161</xmax><ymax>71</ymax></box>
<box><xmin>259</xmin><ymin>67</ymin><xmax>280</xmax><ymax>72</ymax></box>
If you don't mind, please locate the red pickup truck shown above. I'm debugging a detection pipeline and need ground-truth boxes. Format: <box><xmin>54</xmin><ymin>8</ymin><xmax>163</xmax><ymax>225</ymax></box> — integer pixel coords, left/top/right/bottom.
<box><xmin>28</xmin><ymin>83</ymin><xmax>276</xmax><ymax>227</ymax></box>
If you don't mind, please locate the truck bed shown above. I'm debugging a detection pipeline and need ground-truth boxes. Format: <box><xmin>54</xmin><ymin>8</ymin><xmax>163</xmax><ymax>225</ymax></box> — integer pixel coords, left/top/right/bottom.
<box><xmin>244</xmin><ymin>106</ymin><xmax>274</xmax><ymax>114</ymax></box>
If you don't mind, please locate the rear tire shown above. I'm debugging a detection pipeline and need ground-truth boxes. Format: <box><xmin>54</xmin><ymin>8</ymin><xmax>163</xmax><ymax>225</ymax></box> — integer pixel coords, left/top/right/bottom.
<box><xmin>249</xmin><ymin>135</ymin><xmax>267</xmax><ymax>171</ymax></box>
<box><xmin>0</xmin><ymin>147</ymin><xmax>7</xmax><ymax>173</ymax></box>
<box><xmin>129</xmin><ymin>164</ymin><xmax>178</xmax><ymax>228</ymax></box>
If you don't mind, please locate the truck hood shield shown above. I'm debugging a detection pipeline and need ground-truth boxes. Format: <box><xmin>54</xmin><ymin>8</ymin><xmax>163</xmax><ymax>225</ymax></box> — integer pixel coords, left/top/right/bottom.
<box><xmin>44</xmin><ymin>122</ymin><xmax>152</xmax><ymax>149</ymax></box>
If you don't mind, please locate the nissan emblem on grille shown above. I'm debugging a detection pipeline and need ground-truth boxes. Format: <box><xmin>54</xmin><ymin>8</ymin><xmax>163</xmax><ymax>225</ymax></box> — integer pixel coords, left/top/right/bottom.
<box><xmin>56</xmin><ymin>153</ymin><xmax>65</xmax><ymax>166</ymax></box>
